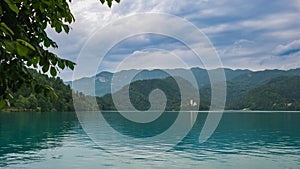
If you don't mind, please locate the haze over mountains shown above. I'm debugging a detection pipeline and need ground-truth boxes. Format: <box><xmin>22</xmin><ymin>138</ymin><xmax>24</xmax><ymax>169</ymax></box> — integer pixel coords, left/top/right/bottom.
<box><xmin>66</xmin><ymin>67</ymin><xmax>300</xmax><ymax>111</ymax></box>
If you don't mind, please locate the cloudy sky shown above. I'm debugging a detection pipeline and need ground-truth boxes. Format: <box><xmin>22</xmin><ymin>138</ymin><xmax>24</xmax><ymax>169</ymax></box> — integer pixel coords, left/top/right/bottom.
<box><xmin>47</xmin><ymin>0</ymin><xmax>300</xmax><ymax>81</ymax></box>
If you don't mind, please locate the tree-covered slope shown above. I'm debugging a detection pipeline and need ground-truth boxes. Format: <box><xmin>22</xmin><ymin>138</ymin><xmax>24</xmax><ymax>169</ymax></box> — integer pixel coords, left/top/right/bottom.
<box><xmin>97</xmin><ymin>77</ymin><xmax>209</xmax><ymax>111</ymax></box>
<box><xmin>2</xmin><ymin>70</ymin><xmax>74</xmax><ymax>112</ymax></box>
<box><xmin>235</xmin><ymin>76</ymin><xmax>300</xmax><ymax>110</ymax></box>
<box><xmin>3</xmin><ymin>68</ymin><xmax>300</xmax><ymax>112</ymax></box>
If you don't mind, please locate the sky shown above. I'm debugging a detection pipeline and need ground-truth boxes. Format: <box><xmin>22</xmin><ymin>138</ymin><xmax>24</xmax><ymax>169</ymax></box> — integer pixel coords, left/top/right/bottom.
<box><xmin>47</xmin><ymin>0</ymin><xmax>300</xmax><ymax>81</ymax></box>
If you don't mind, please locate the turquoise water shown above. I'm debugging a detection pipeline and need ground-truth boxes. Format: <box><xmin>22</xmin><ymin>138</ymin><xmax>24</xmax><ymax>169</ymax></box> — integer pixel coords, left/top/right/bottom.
<box><xmin>1</xmin><ymin>111</ymin><xmax>300</xmax><ymax>168</ymax></box>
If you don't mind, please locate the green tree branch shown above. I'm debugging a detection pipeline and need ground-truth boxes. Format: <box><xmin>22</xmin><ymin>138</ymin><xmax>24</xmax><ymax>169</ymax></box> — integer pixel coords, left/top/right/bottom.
<box><xmin>0</xmin><ymin>0</ymin><xmax>120</xmax><ymax>108</ymax></box>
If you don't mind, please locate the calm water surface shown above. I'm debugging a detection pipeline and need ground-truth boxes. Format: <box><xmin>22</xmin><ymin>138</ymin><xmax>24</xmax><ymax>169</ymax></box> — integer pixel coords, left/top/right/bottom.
<box><xmin>0</xmin><ymin>111</ymin><xmax>300</xmax><ymax>168</ymax></box>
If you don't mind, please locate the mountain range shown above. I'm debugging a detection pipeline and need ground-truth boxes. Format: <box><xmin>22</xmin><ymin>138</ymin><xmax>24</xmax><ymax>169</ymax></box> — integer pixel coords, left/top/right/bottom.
<box><xmin>67</xmin><ymin>67</ymin><xmax>300</xmax><ymax>111</ymax></box>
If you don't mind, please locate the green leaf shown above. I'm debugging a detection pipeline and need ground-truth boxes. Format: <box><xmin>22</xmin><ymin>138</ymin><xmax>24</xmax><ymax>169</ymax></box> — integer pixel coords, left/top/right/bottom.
<box><xmin>39</xmin><ymin>5</ymin><xmax>45</xmax><ymax>13</ymax></box>
<box><xmin>65</xmin><ymin>13</ymin><xmax>74</xmax><ymax>23</ymax></box>
<box><xmin>58</xmin><ymin>0</ymin><xmax>63</xmax><ymax>6</ymax></box>
<box><xmin>50</xmin><ymin>67</ymin><xmax>57</xmax><ymax>76</ymax></box>
<box><xmin>41</xmin><ymin>0</ymin><xmax>51</xmax><ymax>6</ymax></box>
<box><xmin>107</xmin><ymin>0</ymin><xmax>112</xmax><ymax>7</ymax></box>
<box><xmin>44</xmin><ymin>39</ymin><xmax>51</xmax><ymax>47</ymax></box>
<box><xmin>0</xmin><ymin>100</ymin><xmax>6</xmax><ymax>109</ymax></box>
<box><xmin>42</xmin><ymin>62</ymin><xmax>49</xmax><ymax>73</ymax></box>
<box><xmin>40</xmin><ymin>21</ymin><xmax>47</xmax><ymax>30</ymax></box>
<box><xmin>4</xmin><ymin>0</ymin><xmax>19</xmax><ymax>14</ymax></box>
<box><xmin>55</xmin><ymin>25</ymin><xmax>62</xmax><ymax>33</ymax></box>
<box><xmin>0</xmin><ymin>22</ymin><xmax>14</xmax><ymax>35</ymax></box>
<box><xmin>31</xmin><ymin>57</ymin><xmax>40</xmax><ymax>65</ymax></box>
<box><xmin>3</xmin><ymin>41</ymin><xmax>15</xmax><ymax>52</ymax></box>
<box><xmin>51</xmin><ymin>56</ymin><xmax>57</xmax><ymax>65</ymax></box>
<box><xmin>16</xmin><ymin>41</ymin><xmax>30</xmax><ymax>56</ymax></box>
<box><xmin>66</xmin><ymin>61</ymin><xmax>75</xmax><ymax>70</ymax></box>
<box><xmin>69</xmin><ymin>63</ymin><xmax>74</xmax><ymax>70</ymax></box>
<box><xmin>16</xmin><ymin>39</ymin><xmax>36</xmax><ymax>51</ymax></box>
<box><xmin>62</xmin><ymin>25</ymin><xmax>70</xmax><ymax>33</ymax></box>
<box><xmin>39</xmin><ymin>57</ymin><xmax>45</xmax><ymax>66</ymax></box>
<box><xmin>26</xmin><ymin>60</ymin><xmax>32</xmax><ymax>66</ymax></box>
<box><xmin>58</xmin><ymin>60</ymin><xmax>65</xmax><ymax>69</ymax></box>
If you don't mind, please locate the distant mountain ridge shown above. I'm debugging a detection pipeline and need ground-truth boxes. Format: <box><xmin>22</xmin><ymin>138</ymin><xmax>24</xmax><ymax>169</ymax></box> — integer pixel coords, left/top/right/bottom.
<box><xmin>3</xmin><ymin>67</ymin><xmax>299</xmax><ymax>112</ymax></box>
<box><xmin>66</xmin><ymin>67</ymin><xmax>300</xmax><ymax>97</ymax></box>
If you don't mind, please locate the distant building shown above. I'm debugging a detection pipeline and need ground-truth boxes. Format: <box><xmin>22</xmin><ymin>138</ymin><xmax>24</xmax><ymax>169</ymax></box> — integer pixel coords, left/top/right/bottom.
<box><xmin>190</xmin><ymin>99</ymin><xmax>197</xmax><ymax>107</ymax></box>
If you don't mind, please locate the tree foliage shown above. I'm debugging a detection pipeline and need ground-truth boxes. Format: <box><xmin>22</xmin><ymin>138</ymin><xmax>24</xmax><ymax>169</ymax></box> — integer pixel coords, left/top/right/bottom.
<box><xmin>3</xmin><ymin>69</ymin><xmax>74</xmax><ymax>112</ymax></box>
<box><xmin>237</xmin><ymin>76</ymin><xmax>300</xmax><ymax>110</ymax></box>
<box><xmin>0</xmin><ymin>0</ymin><xmax>120</xmax><ymax>108</ymax></box>
<box><xmin>97</xmin><ymin>77</ymin><xmax>209</xmax><ymax>111</ymax></box>
<box><xmin>2</xmin><ymin>71</ymin><xmax>300</xmax><ymax>112</ymax></box>
<box><xmin>1</xmin><ymin>69</ymin><xmax>102</xmax><ymax>112</ymax></box>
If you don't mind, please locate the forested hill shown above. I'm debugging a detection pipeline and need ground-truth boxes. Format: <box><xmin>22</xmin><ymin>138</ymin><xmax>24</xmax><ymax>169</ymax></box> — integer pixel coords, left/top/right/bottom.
<box><xmin>2</xmin><ymin>70</ymin><xmax>74</xmax><ymax>112</ymax></box>
<box><xmin>97</xmin><ymin>75</ymin><xmax>300</xmax><ymax>111</ymax></box>
<box><xmin>235</xmin><ymin>76</ymin><xmax>300</xmax><ymax>110</ymax></box>
<box><xmin>2</xmin><ymin>68</ymin><xmax>300</xmax><ymax>112</ymax></box>
<box><xmin>97</xmin><ymin>77</ymin><xmax>209</xmax><ymax>111</ymax></box>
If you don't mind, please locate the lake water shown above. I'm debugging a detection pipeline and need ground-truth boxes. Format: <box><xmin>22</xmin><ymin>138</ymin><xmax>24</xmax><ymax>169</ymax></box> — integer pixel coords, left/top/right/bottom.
<box><xmin>1</xmin><ymin>111</ymin><xmax>300</xmax><ymax>168</ymax></box>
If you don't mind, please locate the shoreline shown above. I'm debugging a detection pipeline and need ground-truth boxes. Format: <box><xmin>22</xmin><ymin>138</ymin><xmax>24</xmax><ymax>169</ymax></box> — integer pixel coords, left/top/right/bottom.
<box><xmin>2</xmin><ymin>110</ymin><xmax>300</xmax><ymax>113</ymax></box>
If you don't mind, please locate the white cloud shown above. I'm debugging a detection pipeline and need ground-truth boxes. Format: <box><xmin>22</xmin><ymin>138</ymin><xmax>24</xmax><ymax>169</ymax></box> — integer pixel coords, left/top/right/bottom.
<box><xmin>220</xmin><ymin>39</ymin><xmax>258</xmax><ymax>58</ymax></box>
<box><xmin>222</xmin><ymin>54</ymin><xmax>300</xmax><ymax>71</ymax></box>
<box><xmin>43</xmin><ymin>0</ymin><xmax>300</xmax><ymax>80</ymax></box>
<box><xmin>264</xmin><ymin>28</ymin><xmax>300</xmax><ymax>40</ymax></box>
<box><xmin>111</xmin><ymin>0</ymin><xmax>209</xmax><ymax>15</ymax></box>
<box><xmin>240</xmin><ymin>13</ymin><xmax>299</xmax><ymax>30</ymax></box>
<box><xmin>201</xmin><ymin>23</ymin><xmax>236</xmax><ymax>34</ymax></box>
<box><xmin>202</xmin><ymin>13</ymin><xmax>300</xmax><ymax>34</ymax></box>
<box><xmin>116</xmin><ymin>50</ymin><xmax>187</xmax><ymax>71</ymax></box>
<box><xmin>98</xmin><ymin>48</ymin><xmax>204</xmax><ymax>73</ymax></box>
<box><xmin>274</xmin><ymin>39</ymin><xmax>300</xmax><ymax>56</ymax></box>
<box><xmin>219</xmin><ymin>39</ymin><xmax>300</xmax><ymax>71</ymax></box>
<box><xmin>295</xmin><ymin>0</ymin><xmax>300</xmax><ymax>9</ymax></box>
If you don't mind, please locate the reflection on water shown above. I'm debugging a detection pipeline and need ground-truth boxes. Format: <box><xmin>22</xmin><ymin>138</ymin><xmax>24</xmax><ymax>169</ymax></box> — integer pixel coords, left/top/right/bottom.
<box><xmin>0</xmin><ymin>112</ymin><xmax>78</xmax><ymax>167</ymax></box>
<box><xmin>177</xmin><ymin>112</ymin><xmax>300</xmax><ymax>160</ymax></box>
<box><xmin>1</xmin><ymin>111</ymin><xmax>300</xmax><ymax>168</ymax></box>
<box><xmin>102</xmin><ymin>111</ymin><xmax>179</xmax><ymax>138</ymax></box>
